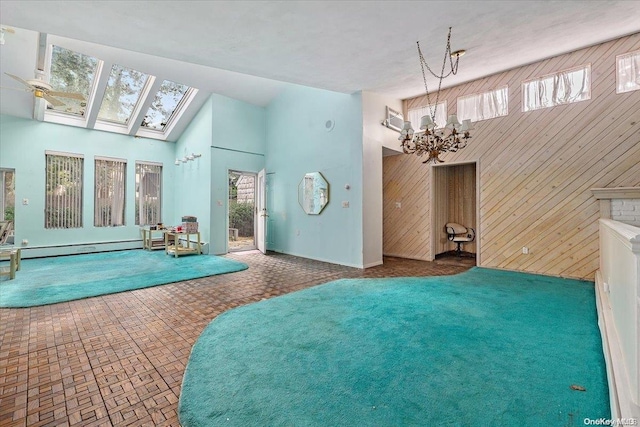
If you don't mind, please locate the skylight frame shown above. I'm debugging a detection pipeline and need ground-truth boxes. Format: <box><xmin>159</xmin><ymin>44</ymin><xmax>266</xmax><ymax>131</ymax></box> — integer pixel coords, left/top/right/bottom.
<box><xmin>94</xmin><ymin>73</ymin><xmax>157</xmax><ymax>136</ymax></box>
<box><xmin>96</xmin><ymin>64</ymin><xmax>152</xmax><ymax>126</ymax></box>
<box><xmin>44</xmin><ymin>44</ymin><xmax>104</xmax><ymax>128</ymax></box>
<box><xmin>39</xmin><ymin>37</ymin><xmax>200</xmax><ymax>142</ymax></box>
<box><xmin>135</xmin><ymin>84</ymin><xmax>199</xmax><ymax>141</ymax></box>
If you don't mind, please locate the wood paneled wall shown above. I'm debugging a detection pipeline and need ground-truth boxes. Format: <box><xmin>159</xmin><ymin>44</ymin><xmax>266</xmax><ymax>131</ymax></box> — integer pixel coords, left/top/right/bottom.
<box><xmin>383</xmin><ymin>33</ymin><xmax>640</xmax><ymax>280</ymax></box>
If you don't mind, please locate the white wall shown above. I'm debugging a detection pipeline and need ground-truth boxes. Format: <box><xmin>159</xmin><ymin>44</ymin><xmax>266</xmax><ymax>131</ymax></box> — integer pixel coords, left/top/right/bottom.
<box><xmin>266</xmin><ymin>86</ymin><xmax>364</xmax><ymax>268</ymax></box>
<box><xmin>361</xmin><ymin>91</ymin><xmax>403</xmax><ymax>267</ymax></box>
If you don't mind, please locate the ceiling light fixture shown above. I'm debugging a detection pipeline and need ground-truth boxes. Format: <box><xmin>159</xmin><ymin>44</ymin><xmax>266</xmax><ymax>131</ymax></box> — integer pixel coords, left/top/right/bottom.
<box><xmin>399</xmin><ymin>27</ymin><xmax>473</xmax><ymax>164</ymax></box>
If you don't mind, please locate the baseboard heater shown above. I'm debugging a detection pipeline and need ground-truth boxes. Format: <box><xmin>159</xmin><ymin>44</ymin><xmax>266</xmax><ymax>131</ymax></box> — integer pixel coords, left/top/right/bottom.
<box><xmin>19</xmin><ymin>239</ymin><xmax>143</xmax><ymax>259</ymax></box>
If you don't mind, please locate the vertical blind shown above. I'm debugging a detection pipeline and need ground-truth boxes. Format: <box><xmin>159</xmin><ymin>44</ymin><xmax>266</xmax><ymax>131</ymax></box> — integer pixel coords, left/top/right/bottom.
<box><xmin>522</xmin><ymin>64</ymin><xmax>591</xmax><ymax>112</ymax></box>
<box><xmin>45</xmin><ymin>152</ymin><xmax>84</xmax><ymax>229</ymax></box>
<box><xmin>94</xmin><ymin>157</ymin><xmax>126</xmax><ymax>227</ymax></box>
<box><xmin>135</xmin><ymin>162</ymin><xmax>162</xmax><ymax>226</ymax></box>
<box><xmin>457</xmin><ymin>86</ymin><xmax>509</xmax><ymax>123</ymax></box>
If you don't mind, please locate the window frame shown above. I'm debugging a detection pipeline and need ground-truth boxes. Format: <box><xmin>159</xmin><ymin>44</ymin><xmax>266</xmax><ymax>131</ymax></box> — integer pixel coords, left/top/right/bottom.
<box><xmin>45</xmin><ymin>151</ymin><xmax>84</xmax><ymax>229</ymax></box>
<box><xmin>136</xmin><ymin>84</ymin><xmax>199</xmax><ymax>141</ymax></box>
<box><xmin>457</xmin><ymin>85</ymin><xmax>509</xmax><ymax>123</ymax></box>
<box><xmin>42</xmin><ymin>42</ymin><xmax>198</xmax><ymax>142</ymax></box>
<box><xmin>44</xmin><ymin>45</ymin><xmax>102</xmax><ymax>127</ymax></box>
<box><xmin>616</xmin><ymin>50</ymin><xmax>640</xmax><ymax>94</ymax></box>
<box><xmin>522</xmin><ymin>64</ymin><xmax>592</xmax><ymax>112</ymax></box>
<box><xmin>407</xmin><ymin>101</ymin><xmax>448</xmax><ymax>131</ymax></box>
<box><xmin>95</xmin><ymin>64</ymin><xmax>153</xmax><ymax>126</ymax></box>
<box><xmin>135</xmin><ymin>161</ymin><xmax>163</xmax><ymax>227</ymax></box>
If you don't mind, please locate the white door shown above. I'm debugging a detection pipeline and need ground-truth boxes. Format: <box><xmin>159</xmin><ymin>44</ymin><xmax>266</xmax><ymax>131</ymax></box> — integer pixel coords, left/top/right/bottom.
<box><xmin>256</xmin><ymin>168</ymin><xmax>267</xmax><ymax>253</ymax></box>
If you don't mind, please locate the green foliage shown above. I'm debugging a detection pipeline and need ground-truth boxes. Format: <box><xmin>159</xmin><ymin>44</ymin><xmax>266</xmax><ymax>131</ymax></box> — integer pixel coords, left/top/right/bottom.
<box><xmin>4</xmin><ymin>206</ymin><xmax>14</xmax><ymax>221</ymax></box>
<box><xmin>229</xmin><ymin>202</ymin><xmax>254</xmax><ymax>237</ymax></box>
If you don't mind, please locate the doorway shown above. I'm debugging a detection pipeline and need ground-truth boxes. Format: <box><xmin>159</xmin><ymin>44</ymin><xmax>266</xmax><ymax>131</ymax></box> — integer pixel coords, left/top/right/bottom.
<box><xmin>228</xmin><ymin>170</ymin><xmax>257</xmax><ymax>252</ymax></box>
<box><xmin>431</xmin><ymin>161</ymin><xmax>478</xmax><ymax>265</ymax></box>
<box><xmin>0</xmin><ymin>168</ymin><xmax>15</xmax><ymax>246</ymax></box>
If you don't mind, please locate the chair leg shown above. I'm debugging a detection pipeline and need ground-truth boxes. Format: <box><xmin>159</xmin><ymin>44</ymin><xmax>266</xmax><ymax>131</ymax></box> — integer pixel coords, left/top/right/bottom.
<box><xmin>456</xmin><ymin>242</ymin><xmax>462</xmax><ymax>257</ymax></box>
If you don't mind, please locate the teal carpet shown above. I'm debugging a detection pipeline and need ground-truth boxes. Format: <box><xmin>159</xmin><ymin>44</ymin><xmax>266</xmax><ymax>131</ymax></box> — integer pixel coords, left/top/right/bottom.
<box><xmin>179</xmin><ymin>267</ymin><xmax>610</xmax><ymax>427</ymax></box>
<box><xmin>0</xmin><ymin>250</ymin><xmax>248</xmax><ymax>308</ymax></box>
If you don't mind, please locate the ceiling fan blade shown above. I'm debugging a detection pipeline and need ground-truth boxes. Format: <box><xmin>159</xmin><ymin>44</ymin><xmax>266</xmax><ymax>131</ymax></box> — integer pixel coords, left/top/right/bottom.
<box><xmin>4</xmin><ymin>73</ymin><xmax>33</xmax><ymax>89</ymax></box>
<box><xmin>41</xmin><ymin>93</ymin><xmax>65</xmax><ymax>107</ymax></box>
<box><xmin>48</xmin><ymin>90</ymin><xmax>85</xmax><ymax>101</ymax></box>
<box><xmin>0</xmin><ymin>85</ymin><xmax>31</xmax><ymax>93</ymax></box>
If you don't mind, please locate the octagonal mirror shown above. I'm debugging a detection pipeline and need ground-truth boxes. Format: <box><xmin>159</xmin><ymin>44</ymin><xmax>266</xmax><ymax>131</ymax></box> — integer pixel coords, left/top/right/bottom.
<box><xmin>298</xmin><ymin>172</ymin><xmax>329</xmax><ymax>215</ymax></box>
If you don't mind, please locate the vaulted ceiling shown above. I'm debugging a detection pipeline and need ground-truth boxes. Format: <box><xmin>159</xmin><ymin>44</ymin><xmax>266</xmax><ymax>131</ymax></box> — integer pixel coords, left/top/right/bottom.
<box><xmin>2</xmin><ymin>1</ymin><xmax>640</xmax><ymax>113</ymax></box>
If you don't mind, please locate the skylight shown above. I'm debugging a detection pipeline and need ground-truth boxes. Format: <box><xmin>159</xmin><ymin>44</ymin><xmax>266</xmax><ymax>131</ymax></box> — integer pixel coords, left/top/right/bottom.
<box><xmin>48</xmin><ymin>45</ymin><xmax>99</xmax><ymax>116</ymax></box>
<box><xmin>140</xmin><ymin>80</ymin><xmax>191</xmax><ymax>131</ymax></box>
<box><xmin>44</xmin><ymin>41</ymin><xmax>199</xmax><ymax>141</ymax></box>
<box><xmin>97</xmin><ymin>64</ymin><xmax>149</xmax><ymax>125</ymax></box>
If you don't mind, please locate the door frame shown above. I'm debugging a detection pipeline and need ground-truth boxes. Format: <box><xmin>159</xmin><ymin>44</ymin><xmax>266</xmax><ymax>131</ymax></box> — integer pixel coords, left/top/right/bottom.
<box><xmin>256</xmin><ymin>168</ymin><xmax>266</xmax><ymax>254</ymax></box>
<box><xmin>227</xmin><ymin>169</ymin><xmax>258</xmax><ymax>253</ymax></box>
<box><xmin>430</xmin><ymin>159</ymin><xmax>481</xmax><ymax>265</ymax></box>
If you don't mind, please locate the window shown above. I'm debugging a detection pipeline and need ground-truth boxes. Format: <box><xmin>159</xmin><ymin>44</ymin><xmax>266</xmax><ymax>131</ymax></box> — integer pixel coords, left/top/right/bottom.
<box><xmin>45</xmin><ymin>152</ymin><xmax>84</xmax><ymax>229</ymax></box>
<box><xmin>458</xmin><ymin>86</ymin><xmax>508</xmax><ymax>122</ymax></box>
<box><xmin>48</xmin><ymin>45</ymin><xmax>99</xmax><ymax>117</ymax></box>
<box><xmin>0</xmin><ymin>169</ymin><xmax>15</xmax><ymax>223</ymax></box>
<box><xmin>408</xmin><ymin>101</ymin><xmax>447</xmax><ymax>131</ymax></box>
<box><xmin>97</xmin><ymin>65</ymin><xmax>149</xmax><ymax>125</ymax></box>
<box><xmin>135</xmin><ymin>162</ymin><xmax>162</xmax><ymax>226</ymax></box>
<box><xmin>522</xmin><ymin>64</ymin><xmax>591</xmax><ymax>112</ymax></box>
<box><xmin>617</xmin><ymin>50</ymin><xmax>640</xmax><ymax>94</ymax></box>
<box><xmin>94</xmin><ymin>158</ymin><xmax>126</xmax><ymax>227</ymax></box>
<box><xmin>140</xmin><ymin>80</ymin><xmax>192</xmax><ymax>131</ymax></box>
<box><xmin>45</xmin><ymin>42</ymin><xmax>198</xmax><ymax>141</ymax></box>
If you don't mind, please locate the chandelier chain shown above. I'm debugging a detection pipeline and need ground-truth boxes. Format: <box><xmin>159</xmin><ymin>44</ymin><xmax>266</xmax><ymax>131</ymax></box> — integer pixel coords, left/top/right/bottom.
<box><xmin>417</xmin><ymin>27</ymin><xmax>460</xmax><ymax>121</ymax></box>
<box><xmin>399</xmin><ymin>27</ymin><xmax>472</xmax><ymax>164</ymax></box>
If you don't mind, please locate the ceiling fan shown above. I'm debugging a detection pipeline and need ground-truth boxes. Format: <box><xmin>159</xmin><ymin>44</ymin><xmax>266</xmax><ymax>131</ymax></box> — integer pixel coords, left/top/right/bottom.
<box><xmin>3</xmin><ymin>72</ymin><xmax>85</xmax><ymax>107</ymax></box>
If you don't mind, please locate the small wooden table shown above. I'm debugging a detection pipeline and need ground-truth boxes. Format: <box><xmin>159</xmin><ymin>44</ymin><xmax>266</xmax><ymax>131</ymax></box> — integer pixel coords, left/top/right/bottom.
<box><xmin>0</xmin><ymin>248</ymin><xmax>21</xmax><ymax>280</ymax></box>
<box><xmin>165</xmin><ymin>231</ymin><xmax>202</xmax><ymax>257</ymax></box>
<box><xmin>141</xmin><ymin>228</ymin><xmax>166</xmax><ymax>251</ymax></box>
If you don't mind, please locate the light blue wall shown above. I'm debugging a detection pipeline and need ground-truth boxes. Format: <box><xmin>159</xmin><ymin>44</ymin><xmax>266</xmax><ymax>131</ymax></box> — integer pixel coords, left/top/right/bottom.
<box><xmin>209</xmin><ymin>94</ymin><xmax>266</xmax><ymax>255</ymax></box>
<box><xmin>265</xmin><ymin>86</ymin><xmax>364</xmax><ymax>267</ymax></box>
<box><xmin>0</xmin><ymin>114</ymin><xmax>175</xmax><ymax>250</ymax></box>
<box><xmin>175</xmin><ymin>97</ymin><xmax>213</xmax><ymax>247</ymax></box>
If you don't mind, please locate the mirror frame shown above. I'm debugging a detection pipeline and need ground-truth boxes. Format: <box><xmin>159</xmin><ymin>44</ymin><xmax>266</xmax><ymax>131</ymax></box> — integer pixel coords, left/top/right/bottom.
<box><xmin>298</xmin><ymin>172</ymin><xmax>329</xmax><ymax>215</ymax></box>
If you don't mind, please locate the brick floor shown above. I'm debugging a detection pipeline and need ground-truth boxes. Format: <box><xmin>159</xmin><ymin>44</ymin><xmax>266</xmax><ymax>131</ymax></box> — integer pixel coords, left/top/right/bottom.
<box><xmin>0</xmin><ymin>252</ymin><xmax>469</xmax><ymax>426</ymax></box>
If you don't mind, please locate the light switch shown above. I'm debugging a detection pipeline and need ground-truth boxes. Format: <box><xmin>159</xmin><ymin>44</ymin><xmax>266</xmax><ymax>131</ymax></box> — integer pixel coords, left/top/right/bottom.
<box><xmin>342</xmin><ymin>201</ymin><xmax>349</xmax><ymax>208</ymax></box>
<box><xmin>22</xmin><ymin>198</ymin><xmax>29</xmax><ymax>205</ymax></box>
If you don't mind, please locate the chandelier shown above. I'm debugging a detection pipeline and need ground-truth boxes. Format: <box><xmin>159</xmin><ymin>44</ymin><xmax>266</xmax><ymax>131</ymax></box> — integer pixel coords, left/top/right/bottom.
<box><xmin>399</xmin><ymin>27</ymin><xmax>473</xmax><ymax>164</ymax></box>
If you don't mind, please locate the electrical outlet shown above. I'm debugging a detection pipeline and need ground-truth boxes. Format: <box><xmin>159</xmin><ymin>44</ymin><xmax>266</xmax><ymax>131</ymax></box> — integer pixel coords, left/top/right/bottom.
<box><xmin>22</xmin><ymin>198</ymin><xmax>29</xmax><ymax>205</ymax></box>
<box><xmin>522</xmin><ymin>247</ymin><xmax>529</xmax><ymax>254</ymax></box>
<box><xmin>395</xmin><ymin>202</ymin><xmax>402</xmax><ymax>208</ymax></box>
<box><xmin>342</xmin><ymin>201</ymin><xmax>349</xmax><ymax>208</ymax></box>
<box><xmin>22</xmin><ymin>239</ymin><xmax>28</xmax><ymax>246</ymax></box>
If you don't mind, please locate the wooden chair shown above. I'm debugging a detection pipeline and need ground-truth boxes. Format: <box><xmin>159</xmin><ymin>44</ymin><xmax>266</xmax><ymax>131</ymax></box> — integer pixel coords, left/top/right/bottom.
<box><xmin>445</xmin><ymin>222</ymin><xmax>476</xmax><ymax>257</ymax></box>
<box><xmin>0</xmin><ymin>248</ymin><xmax>21</xmax><ymax>280</ymax></box>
